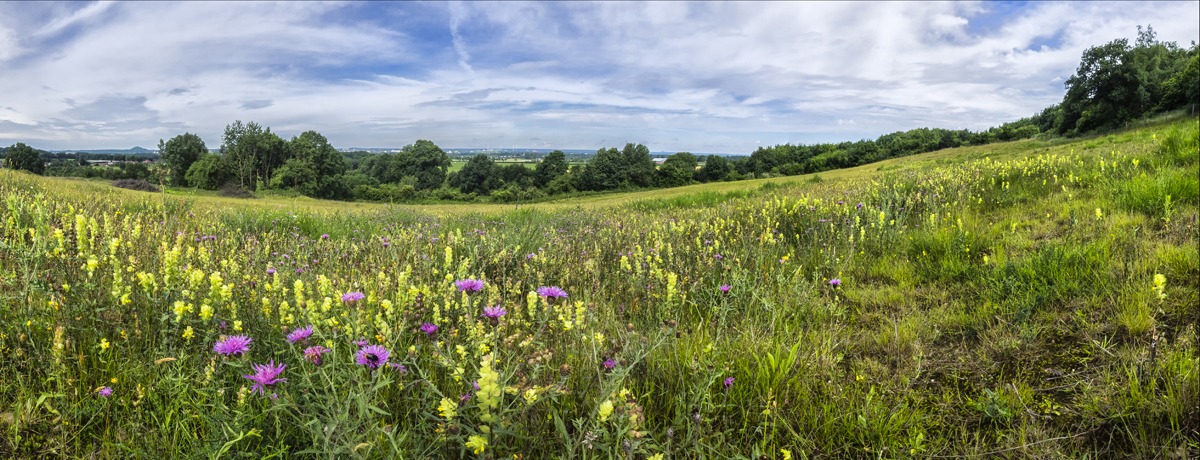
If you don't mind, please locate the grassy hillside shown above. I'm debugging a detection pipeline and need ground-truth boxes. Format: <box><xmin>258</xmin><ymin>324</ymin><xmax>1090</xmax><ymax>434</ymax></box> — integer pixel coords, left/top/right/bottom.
<box><xmin>0</xmin><ymin>117</ymin><xmax>1196</xmax><ymax>458</ymax></box>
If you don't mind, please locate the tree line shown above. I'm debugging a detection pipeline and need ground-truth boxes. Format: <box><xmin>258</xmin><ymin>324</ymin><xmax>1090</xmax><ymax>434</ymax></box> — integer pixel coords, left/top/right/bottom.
<box><xmin>4</xmin><ymin>26</ymin><xmax>1196</xmax><ymax>202</ymax></box>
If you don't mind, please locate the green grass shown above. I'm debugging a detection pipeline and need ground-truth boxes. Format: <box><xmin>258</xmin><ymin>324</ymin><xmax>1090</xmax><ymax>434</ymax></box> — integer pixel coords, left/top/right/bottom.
<box><xmin>0</xmin><ymin>117</ymin><xmax>1197</xmax><ymax>458</ymax></box>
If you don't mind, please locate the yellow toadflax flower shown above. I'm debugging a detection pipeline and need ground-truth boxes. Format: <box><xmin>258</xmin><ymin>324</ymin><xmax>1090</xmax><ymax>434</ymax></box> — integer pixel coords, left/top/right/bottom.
<box><xmin>597</xmin><ymin>400</ymin><xmax>614</xmax><ymax>422</ymax></box>
<box><xmin>437</xmin><ymin>397</ymin><xmax>458</xmax><ymax>420</ymax></box>
<box><xmin>1153</xmin><ymin>273</ymin><xmax>1167</xmax><ymax>300</ymax></box>
<box><xmin>465</xmin><ymin>435</ymin><xmax>487</xmax><ymax>455</ymax></box>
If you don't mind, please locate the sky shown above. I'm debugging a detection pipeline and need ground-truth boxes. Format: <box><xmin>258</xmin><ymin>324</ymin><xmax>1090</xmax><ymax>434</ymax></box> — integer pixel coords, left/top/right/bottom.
<box><xmin>0</xmin><ymin>1</ymin><xmax>1197</xmax><ymax>153</ymax></box>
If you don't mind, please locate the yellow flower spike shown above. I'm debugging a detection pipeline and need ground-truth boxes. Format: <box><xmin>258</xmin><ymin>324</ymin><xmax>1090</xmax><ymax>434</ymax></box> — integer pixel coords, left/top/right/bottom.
<box><xmin>465</xmin><ymin>435</ymin><xmax>487</xmax><ymax>455</ymax></box>
<box><xmin>99</xmin><ymin>338</ymin><xmax>110</xmax><ymax>351</ymax></box>
<box><xmin>437</xmin><ymin>397</ymin><xmax>458</xmax><ymax>420</ymax></box>
<box><xmin>182</xmin><ymin>326</ymin><xmax>194</xmax><ymax>341</ymax></box>
<box><xmin>597</xmin><ymin>400</ymin><xmax>614</xmax><ymax>422</ymax></box>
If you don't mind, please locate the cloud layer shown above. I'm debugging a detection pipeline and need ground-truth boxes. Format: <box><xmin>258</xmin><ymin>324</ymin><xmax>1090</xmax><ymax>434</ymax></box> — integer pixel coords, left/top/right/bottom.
<box><xmin>1</xmin><ymin>1</ymin><xmax>1197</xmax><ymax>152</ymax></box>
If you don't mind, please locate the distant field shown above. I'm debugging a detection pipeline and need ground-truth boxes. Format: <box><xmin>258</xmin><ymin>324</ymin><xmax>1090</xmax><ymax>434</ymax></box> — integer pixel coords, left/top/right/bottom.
<box><xmin>1</xmin><ymin>117</ymin><xmax>1196</xmax><ymax>458</ymax></box>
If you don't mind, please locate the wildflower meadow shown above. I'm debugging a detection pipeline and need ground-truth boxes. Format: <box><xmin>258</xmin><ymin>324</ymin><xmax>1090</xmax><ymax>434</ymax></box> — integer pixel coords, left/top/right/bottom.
<box><xmin>1</xmin><ymin>118</ymin><xmax>1197</xmax><ymax>458</ymax></box>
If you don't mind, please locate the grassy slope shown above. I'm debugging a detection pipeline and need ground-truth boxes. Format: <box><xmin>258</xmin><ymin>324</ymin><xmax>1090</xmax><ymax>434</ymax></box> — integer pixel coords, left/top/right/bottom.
<box><xmin>0</xmin><ymin>116</ymin><xmax>1196</xmax><ymax>458</ymax></box>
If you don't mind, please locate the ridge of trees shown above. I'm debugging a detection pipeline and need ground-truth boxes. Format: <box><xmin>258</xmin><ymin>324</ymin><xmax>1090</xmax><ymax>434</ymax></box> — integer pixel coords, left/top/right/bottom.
<box><xmin>4</xmin><ymin>27</ymin><xmax>1196</xmax><ymax>202</ymax></box>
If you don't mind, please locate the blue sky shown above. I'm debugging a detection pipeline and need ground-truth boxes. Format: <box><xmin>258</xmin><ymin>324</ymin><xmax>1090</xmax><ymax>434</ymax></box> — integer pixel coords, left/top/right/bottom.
<box><xmin>1</xmin><ymin>1</ymin><xmax>1197</xmax><ymax>153</ymax></box>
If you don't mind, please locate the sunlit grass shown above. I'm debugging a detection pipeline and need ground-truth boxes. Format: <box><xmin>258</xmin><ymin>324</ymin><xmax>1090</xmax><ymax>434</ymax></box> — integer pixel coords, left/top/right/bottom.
<box><xmin>1</xmin><ymin>117</ymin><xmax>1196</xmax><ymax>458</ymax></box>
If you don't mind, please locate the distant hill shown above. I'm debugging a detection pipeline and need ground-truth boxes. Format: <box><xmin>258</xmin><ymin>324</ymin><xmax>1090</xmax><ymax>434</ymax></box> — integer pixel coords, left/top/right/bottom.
<box><xmin>51</xmin><ymin>146</ymin><xmax>157</xmax><ymax>155</ymax></box>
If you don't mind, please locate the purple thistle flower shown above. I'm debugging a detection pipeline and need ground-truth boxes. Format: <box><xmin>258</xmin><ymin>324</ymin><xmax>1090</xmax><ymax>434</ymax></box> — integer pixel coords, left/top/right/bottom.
<box><xmin>243</xmin><ymin>359</ymin><xmax>287</xmax><ymax>395</ymax></box>
<box><xmin>455</xmin><ymin>279</ymin><xmax>485</xmax><ymax>293</ymax></box>
<box><xmin>723</xmin><ymin>377</ymin><xmax>735</xmax><ymax>390</ymax></box>
<box><xmin>719</xmin><ymin>284</ymin><xmax>731</xmax><ymax>294</ymax></box>
<box><xmin>304</xmin><ymin>346</ymin><xmax>330</xmax><ymax>365</ymax></box>
<box><xmin>356</xmin><ymin>344</ymin><xmax>390</xmax><ymax>370</ymax></box>
<box><xmin>321</xmin><ymin>233</ymin><xmax>329</xmax><ymax>240</ymax></box>
<box><xmin>482</xmin><ymin>305</ymin><xmax>507</xmax><ymax>319</ymax></box>
<box><xmin>829</xmin><ymin>278</ymin><xmax>842</xmax><ymax>287</ymax></box>
<box><xmin>419</xmin><ymin>322</ymin><xmax>438</xmax><ymax>336</ymax></box>
<box><xmin>286</xmin><ymin>325</ymin><xmax>313</xmax><ymax>344</ymax></box>
<box><xmin>213</xmin><ymin>335</ymin><xmax>252</xmax><ymax>356</ymax></box>
<box><xmin>266</xmin><ymin>268</ymin><xmax>276</xmax><ymax>275</ymax></box>
<box><xmin>97</xmin><ymin>386</ymin><xmax>113</xmax><ymax>397</ymax></box>
<box><xmin>536</xmin><ymin>286</ymin><xmax>568</xmax><ymax>300</ymax></box>
<box><xmin>342</xmin><ymin>292</ymin><xmax>365</xmax><ymax>303</ymax></box>
<box><xmin>603</xmin><ymin>358</ymin><xmax>617</xmax><ymax>370</ymax></box>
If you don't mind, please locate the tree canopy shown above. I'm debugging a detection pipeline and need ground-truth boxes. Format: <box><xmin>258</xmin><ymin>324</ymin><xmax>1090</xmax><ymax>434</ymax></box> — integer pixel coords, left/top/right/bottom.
<box><xmin>158</xmin><ymin>133</ymin><xmax>207</xmax><ymax>186</ymax></box>
<box><xmin>2</xmin><ymin>142</ymin><xmax>45</xmax><ymax>175</ymax></box>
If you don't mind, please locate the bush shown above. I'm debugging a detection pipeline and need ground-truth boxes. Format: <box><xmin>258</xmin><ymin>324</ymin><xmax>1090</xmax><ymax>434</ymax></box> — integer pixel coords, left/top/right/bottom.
<box><xmin>218</xmin><ymin>183</ymin><xmax>255</xmax><ymax>199</ymax></box>
<box><xmin>111</xmin><ymin>179</ymin><xmax>160</xmax><ymax>192</ymax></box>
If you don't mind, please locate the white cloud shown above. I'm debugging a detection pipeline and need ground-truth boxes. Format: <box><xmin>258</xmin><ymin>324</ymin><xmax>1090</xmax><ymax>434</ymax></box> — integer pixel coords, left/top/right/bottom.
<box><xmin>0</xmin><ymin>1</ymin><xmax>1197</xmax><ymax>151</ymax></box>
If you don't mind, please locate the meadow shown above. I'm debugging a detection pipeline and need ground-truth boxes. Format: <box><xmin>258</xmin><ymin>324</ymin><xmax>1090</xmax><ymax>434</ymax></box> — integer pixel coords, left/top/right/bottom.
<box><xmin>0</xmin><ymin>117</ymin><xmax>1196</xmax><ymax>459</ymax></box>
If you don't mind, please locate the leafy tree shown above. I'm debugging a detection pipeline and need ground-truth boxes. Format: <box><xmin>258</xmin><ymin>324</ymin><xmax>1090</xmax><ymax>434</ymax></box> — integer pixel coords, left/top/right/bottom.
<box><xmin>401</xmin><ymin>140</ymin><xmax>451</xmax><ymax>190</ymax></box>
<box><xmin>279</xmin><ymin>130</ymin><xmax>348</xmax><ymax>199</ymax></box>
<box><xmin>656</xmin><ymin>152</ymin><xmax>698</xmax><ymax>187</ymax></box>
<box><xmin>269</xmin><ymin>158</ymin><xmax>319</xmax><ymax>196</ymax></box>
<box><xmin>220</xmin><ymin>121</ymin><xmax>288</xmax><ymax>190</ymax></box>
<box><xmin>1158</xmin><ymin>48</ymin><xmax>1199</xmax><ymax>113</ymax></box>
<box><xmin>450</xmin><ymin>154</ymin><xmax>500</xmax><ymax>195</ymax></box>
<box><xmin>2</xmin><ymin>142</ymin><xmax>44</xmax><ymax>174</ymax></box>
<box><xmin>576</xmin><ymin>147</ymin><xmax>625</xmax><ymax>191</ymax></box>
<box><xmin>1059</xmin><ymin>39</ymin><xmax>1143</xmax><ymax>134</ymax></box>
<box><xmin>535</xmin><ymin>150</ymin><xmax>569</xmax><ymax>187</ymax></box>
<box><xmin>158</xmin><ymin>133</ymin><xmax>207</xmax><ymax>186</ymax></box>
<box><xmin>622</xmin><ymin>143</ymin><xmax>656</xmax><ymax>187</ymax></box>
<box><xmin>697</xmin><ymin>155</ymin><xmax>732</xmax><ymax>182</ymax></box>
<box><xmin>185</xmin><ymin>154</ymin><xmax>231</xmax><ymax>190</ymax></box>
<box><xmin>498</xmin><ymin>163</ymin><xmax>535</xmax><ymax>188</ymax></box>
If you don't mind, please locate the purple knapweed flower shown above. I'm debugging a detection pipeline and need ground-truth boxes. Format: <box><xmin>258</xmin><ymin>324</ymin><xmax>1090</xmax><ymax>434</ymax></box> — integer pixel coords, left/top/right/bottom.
<box><xmin>723</xmin><ymin>377</ymin><xmax>735</xmax><ymax>390</ymax></box>
<box><xmin>856</xmin><ymin>202</ymin><xmax>864</xmax><ymax>210</ymax></box>
<box><xmin>536</xmin><ymin>286</ymin><xmax>568</xmax><ymax>300</ymax></box>
<box><xmin>461</xmin><ymin>393</ymin><xmax>472</xmax><ymax>403</ymax></box>
<box><xmin>419</xmin><ymin>322</ymin><xmax>438</xmax><ymax>336</ymax></box>
<box><xmin>388</xmin><ymin>362</ymin><xmax>408</xmax><ymax>373</ymax></box>
<box><xmin>304</xmin><ymin>346</ymin><xmax>330</xmax><ymax>365</ymax></box>
<box><xmin>342</xmin><ymin>292</ymin><xmax>365</xmax><ymax>303</ymax></box>
<box><xmin>714</xmin><ymin>254</ymin><xmax>724</xmax><ymax>260</ymax></box>
<box><xmin>97</xmin><ymin>386</ymin><xmax>113</xmax><ymax>397</ymax></box>
<box><xmin>213</xmin><ymin>335</ymin><xmax>252</xmax><ymax>356</ymax></box>
<box><xmin>829</xmin><ymin>278</ymin><xmax>841</xmax><ymax>287</ymax></box>
<box><xmin>603</xmin><ymin>358</ymin><xmax>617</xmax><ymax>370</ymax></box>
<box><xmin>356</xmin><ymin>344</ymin><xmax>390</xmax><ymax>370</ymax></box>
<box><xmin>482</xmin><ymin>305</ymin><xmax>507</xmax><ymax>319</ymax></box>
<box><xmin>266</xmin><ymin>268</ymin><xmax>276</xmax><ymax>275</ymax></box>
<box><xmin>321</xmin><ymin>233</ymin><xmax>329</xmax><ymax>240</ymax></box>
<box><xmin>243</xmin><ymin>359</ymin><xmax>287</xmax><ymax>395</ymax></box>
<box><xmin>719</xmin><ymin>284</ymin><xmax>731</xmax><ymax>294</ymax></box>
<box><xmin>455</xmin><ymin>279</ymin><xmax>485</xmax><ymax>293</ymax></box>
<box><xmin>286</xmin><ymin>325</ymin><xmax>313</xmax><ymax>344</ymax></box>
<box><xmin>354</xmin><ymin>338</ymin><xmax>369</xmax><ymax>347</ymax></box>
